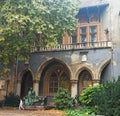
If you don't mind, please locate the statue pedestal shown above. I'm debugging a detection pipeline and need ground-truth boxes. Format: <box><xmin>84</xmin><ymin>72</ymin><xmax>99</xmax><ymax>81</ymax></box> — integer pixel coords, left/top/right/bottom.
<box><xmin>24</xmin><ymin>105</ymin><xmax>46</xmax><ymax>110</ymax></box>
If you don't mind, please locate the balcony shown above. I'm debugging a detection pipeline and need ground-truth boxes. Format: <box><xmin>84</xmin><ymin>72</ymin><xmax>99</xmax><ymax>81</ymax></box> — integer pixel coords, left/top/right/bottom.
<box><xmin>31</xmin><ymin>41</ymin><xmax>112</xmax><ymax>53</ymax></box>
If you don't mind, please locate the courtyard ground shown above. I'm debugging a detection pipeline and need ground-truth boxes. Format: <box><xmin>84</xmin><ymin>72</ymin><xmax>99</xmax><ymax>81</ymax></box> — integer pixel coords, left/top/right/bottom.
<box><xmin>0</xmin><ymin>107</ymin><xmax>64</xmax><ymax>116</ymax></box>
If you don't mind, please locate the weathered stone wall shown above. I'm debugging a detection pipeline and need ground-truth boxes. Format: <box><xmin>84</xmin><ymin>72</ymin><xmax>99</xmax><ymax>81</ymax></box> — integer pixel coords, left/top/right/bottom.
<box><xmin>101</xmin><ymin>0</ymin><xmax>120</xmax><ymax>79</ymax></box>
<box><xmin>25</xmin><ymin>48</ymin><xmax>112</xmax><ymax>80</ymax></box>
<box><xmin>16</xmin><ymin>47</ymin><xmax>112</xmax><ymax>97</ymax></box>
<box><xmin>101</xmin><ymin>0</ymin><xmax>120</xmax><ymax>47</ymax></box>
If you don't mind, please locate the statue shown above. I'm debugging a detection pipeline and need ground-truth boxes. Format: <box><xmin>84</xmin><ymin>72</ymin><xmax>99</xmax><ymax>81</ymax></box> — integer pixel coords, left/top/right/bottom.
<box><xmin>24</xmin><ymin>88</ymin><xmax>36</xmax><ymax>106</ymax></box>
<box><xmin>23</xmin><ymin>87</ymin><xmax>47</xmax><ymax>109</ymax></box>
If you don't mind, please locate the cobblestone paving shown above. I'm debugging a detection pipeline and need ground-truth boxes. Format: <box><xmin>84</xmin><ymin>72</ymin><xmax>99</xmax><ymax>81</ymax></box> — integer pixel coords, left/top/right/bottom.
<box><xmin>0</xmin><ymin>109</ymin><xmax>64</xmax><ymax>116</ymax></box>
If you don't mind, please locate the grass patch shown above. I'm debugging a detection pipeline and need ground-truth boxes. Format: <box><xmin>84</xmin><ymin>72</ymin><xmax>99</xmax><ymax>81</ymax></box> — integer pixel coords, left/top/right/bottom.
<box><xmin>64</xmin><ymin>107</ymin><xmax>95</xmax><ymax>116</ymax></box>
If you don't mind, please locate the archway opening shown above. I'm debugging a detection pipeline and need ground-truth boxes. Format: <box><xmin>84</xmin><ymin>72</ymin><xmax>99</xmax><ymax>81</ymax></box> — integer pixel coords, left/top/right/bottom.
<box><xmin>20</xmin><ymin>70</ymin><xmax>33</xmax><ymax>98</ymax></box>
<box><xmin>78</xmin><ymin>70</ymin><xmax>93</xmax><ymax>95</ymax></box>
<box><xmin>39</xmin><ymin>60</ymin><xmax>70</xmax><ymax>97</ymax></box>
<box><xmin>100</xmin><ymin>63</ymin><xmax>110</xmax><ymax>83</ymax></box>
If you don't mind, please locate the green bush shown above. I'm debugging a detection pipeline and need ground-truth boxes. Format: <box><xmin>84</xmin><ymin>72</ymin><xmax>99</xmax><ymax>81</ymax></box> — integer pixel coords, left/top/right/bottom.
<box><xmin>98</xmin><ymin>79</ymin><xmax>120</xmax><ymax>116</ymax></box>
<box><xmin>65</xmin><ymin>107</ymin><xmax>95</xmax><ymax>116</ymax></box>
<box><xmin>79</xmin><ymin>76</ymin><xmax>120</xmax><ymax>116</ymax></box>
<box><xmin>4</xmin><ymin>92</ymin><xmax>20</xmax><ymax>107</ymax></box>
<box><xmin>80</xmin><ymin>85</ymin><xmax>103</xmax><ymax>107</ymax></box>
<box><xmin>53</xmin><ymin>88</ymin><xmax>73</xmax><ymax>110</ymax></box>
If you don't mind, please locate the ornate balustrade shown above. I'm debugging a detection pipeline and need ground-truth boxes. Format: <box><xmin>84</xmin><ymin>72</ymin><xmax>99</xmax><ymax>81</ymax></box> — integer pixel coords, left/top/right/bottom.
<box><xmin>31</xmin><ymin>41</ymin><xmax>112</xmax><ymax>52</ymax></box>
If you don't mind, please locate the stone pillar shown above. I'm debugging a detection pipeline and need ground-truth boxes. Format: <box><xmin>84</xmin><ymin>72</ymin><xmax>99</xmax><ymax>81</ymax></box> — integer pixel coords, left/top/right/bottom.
<box><xmin>70</xmin><ymin>80</ymin><xmax>78</xmax><ymax>98</ymax></box>
<box><xmin>93</xmin><ymin>80</ymin><xmax>100</xmax><ymax>86</ymax></box>
<box><xmin>16</xmin><ymin>80</ymin><xmax>21</xmax><ymax>96</ymax></box>
<box><xmin>33</xmin><ymin>80</ymin><xmax>39</xmax><ymax>96</ymax></box>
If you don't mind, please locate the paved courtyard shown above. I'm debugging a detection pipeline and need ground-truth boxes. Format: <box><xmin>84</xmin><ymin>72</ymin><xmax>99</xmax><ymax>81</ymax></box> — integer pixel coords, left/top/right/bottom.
<box><xmin>0</xmin><ymin>108</ymin><xmax>64</xmax><ymax>116</ymax></box>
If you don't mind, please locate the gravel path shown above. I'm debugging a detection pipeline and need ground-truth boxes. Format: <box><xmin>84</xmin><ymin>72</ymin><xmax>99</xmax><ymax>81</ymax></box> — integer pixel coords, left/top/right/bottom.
<box><xmin>0</xmin><ymin>108</ymin><xmax>64</xmax><ymax>116</ymax></box>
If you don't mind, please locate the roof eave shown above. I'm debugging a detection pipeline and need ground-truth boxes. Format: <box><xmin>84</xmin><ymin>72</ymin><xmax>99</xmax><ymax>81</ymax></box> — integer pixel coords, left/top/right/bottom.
<box><xmin>80</xmin><ymin>3</ymin><xmax>109</xmax><ymax>9</ymax></box>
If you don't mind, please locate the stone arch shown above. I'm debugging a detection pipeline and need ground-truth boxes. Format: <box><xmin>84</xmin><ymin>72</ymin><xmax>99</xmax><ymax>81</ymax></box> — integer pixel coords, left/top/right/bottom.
<box><xmin>18</xmin><ymin>68</ymin><xmax>35</xmax><ymax>82</ymax></box>
<box><xmin>36</xmin><ymin>57</ymin><xmax>72</xmax><ymax>81</ymax></box>
<box><xmin>36</xmin><ymin>57</ymin><xmax>72</xmax><ymax>98</ymax></box>
<box><xmin>75</xmin><ymin>64</ymin><xmax>94</xmax><ymax>80</ymax></box>
<box><xmin>73</xmin><ymin>63</ymin><xmax>95</xmax><ymax>95</ymax></box>
<box><xmin>17</xmin><ymin>68</ymin><xmax>35</xmax><ymax>98</ymax></box>
<box><xmin>98</xmin><ymin>58</ymin><xmax>111</xmax><ymax>80</ymax></box>
<box><xmin>76</xmin><ymin>66</ymin><xmax>94</xmax><ymax>94</ymax></box>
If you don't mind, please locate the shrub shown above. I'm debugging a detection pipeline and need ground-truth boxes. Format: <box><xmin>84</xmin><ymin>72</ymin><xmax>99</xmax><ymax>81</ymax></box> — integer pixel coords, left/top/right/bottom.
<box><xmin>98</xmin><ymin>79</ymin><xmax>120</xmax><ymax>116</ymax></box>
<box><xmin>53</xmin><ymin>88</ymin><xmax>73</xmax><ymax>110</ymax></box>
<box><xmin>4</xmin><ymin>92</ymin><xmax>20</xmax><ymax>107</ymax></box>
<box><xmin>79</xmin><ymin>85</ymin><xmax>103</xmax><ymax>107</ymax></box>
<box><xmin>79</xmin><ymin>76</ymin><xmax>120</xmax><ymax>116</ymax></box>
<box><xmin>65</xmin><ymin>107</ymin><xmax>95</xmax><ymax>116</ymax></box>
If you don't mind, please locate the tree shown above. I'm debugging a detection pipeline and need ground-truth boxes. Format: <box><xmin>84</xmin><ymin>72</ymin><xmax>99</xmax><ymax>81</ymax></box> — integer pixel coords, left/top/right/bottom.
<box><xmin>0</xmin><ymin>0</ymin><xmax>80</xmax><ymax>75</ymax></box>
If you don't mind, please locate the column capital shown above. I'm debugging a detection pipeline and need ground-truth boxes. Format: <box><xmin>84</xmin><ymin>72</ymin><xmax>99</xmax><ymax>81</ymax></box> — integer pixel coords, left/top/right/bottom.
<box><xmin>17</xmin><ymin>80</ymin><xmax>22</xmax><ymax>83</ymax></box>
<box><xmin>92</xmin><ymin>79</ymin><xmax>100</xmax><ymax>85</ymax></box>
<box><xmin>33</xmin><ymin>80</ymin><xmax>39</xmax><ymax>83</ymax></box>
<box><xmin>70</xmin><ymin>80</ymin><xmax>78</xmax><ymax>84</ymax></box>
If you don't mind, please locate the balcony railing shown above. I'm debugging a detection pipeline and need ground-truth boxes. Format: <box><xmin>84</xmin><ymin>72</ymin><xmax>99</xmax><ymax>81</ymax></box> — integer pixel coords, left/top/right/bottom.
<box><xmin>31</xmin><ymin>41</ymin><xmax>112</xmax><ymax>52</ymax></box>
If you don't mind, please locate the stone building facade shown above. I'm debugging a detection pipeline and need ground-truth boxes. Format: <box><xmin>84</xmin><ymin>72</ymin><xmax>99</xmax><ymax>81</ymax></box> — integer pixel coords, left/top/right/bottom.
<box><xmin>0</xmin><ymin>0</ymin><xmax>120</xmax><ymax>102</ymax></box>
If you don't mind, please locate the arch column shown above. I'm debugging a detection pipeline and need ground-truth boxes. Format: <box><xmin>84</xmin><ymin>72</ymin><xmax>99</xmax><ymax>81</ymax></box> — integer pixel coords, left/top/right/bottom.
<box><xmin>33</xmin><ymin>80</ymin><xmax>39</xmax><ymax>96</ymax></box>
<box><xmin>92</xmin><ymin>79</ymin><xmax>100</xmax><ymax>86</ymax></box>
<box><xmin>70</xmin><ymin>80</ymin><xmax>78</xmax><ymax>97</ymax></box>
<box><xmin>16</xmin><ymin>80</ymin><xmax>21</xmax><ymax>96</ymax></box>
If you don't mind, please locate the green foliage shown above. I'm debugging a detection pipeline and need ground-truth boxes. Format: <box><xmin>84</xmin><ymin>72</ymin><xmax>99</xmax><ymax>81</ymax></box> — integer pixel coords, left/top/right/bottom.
<box><xmin>4</xmin><ymin>93</ymin><xmax>20</xmax><ymax>107</ymax></box>
<box><xmin>80</xmin><ymin>85</ymin><xmax>103</xmax><ymax>107</ymax></box>
<box><xmin>97</xmin><ymin>78</ymin><xmax>120</xmax><ymax>116</ymax></box>
<box><xmin>65</xmin><ymin>107</ymin><xmax>95</xmax><ymax>116</ymax></box>
<box><xmin>0</xmin><ymin>0</ymin><xmax>80</xmax><ymax>75</ymax></box>
<box><xmin>79</xmin><ymin>76</ymin><xmax>120</xmax><ymax>116</ymax></box>
<box><xmin>53</xmin><ymin>88</ymin><xmax>73</xmax><ymax>110</ymax></box>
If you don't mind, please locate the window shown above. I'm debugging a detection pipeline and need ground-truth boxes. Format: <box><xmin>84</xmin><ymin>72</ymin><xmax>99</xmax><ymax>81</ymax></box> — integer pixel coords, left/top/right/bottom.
<box><xmin>80</xmin><ymin>27</ymin><xmax>87</xmax><ymax>43</ymax></box>
<box><xmin>72</xmin><ymin>35</ymin><xmax>77</xmax><ymax>43</ymax></box>
<box><xmin>90</xmin><ymin>26</ymin><xmax>97</xmax><ymax>42</ymax></box>
<box><xmin>81</xmin><ymin>27</ymin><xmax>86</xmax><ymax>34</ymax></box>
<box><xmin>77</xmin><ymin>8</ymin><xmax>100</xmax><ymax>44</ymax></box>
<box><xmin>59</xmin><ymin>72</ymin><xmax>69</xmax><ymax>89</ymax></box>
<box><xmin>49</xmin><ymin>73</ymin><xmax>58</xmax><ymax>93</ymax></box>
<box><xmin>82</xmin><ymin>75</ymin><xmax>92</xmax><ymax>90</ymax></box>
<box><xmin>78</xmin><ymin>24</ymin><xmax>100</xmax><ymax>43</ymax></box>
<box><xmin>45</xmin><ymin>66</ymin><xmax>70</xmax><ymax>96</ymax></box>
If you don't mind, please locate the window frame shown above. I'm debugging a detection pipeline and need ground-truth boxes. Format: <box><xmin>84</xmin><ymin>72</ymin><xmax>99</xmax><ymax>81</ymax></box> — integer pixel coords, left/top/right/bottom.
<box><xmin>77</xmin><ymin>23</ymin><xmax>101</xmax><ymax>44</ymax></box>
<box><xmin>43</xmin><ymin>65</ymin><xmax>70</xmax><ymax>96</ymax></box>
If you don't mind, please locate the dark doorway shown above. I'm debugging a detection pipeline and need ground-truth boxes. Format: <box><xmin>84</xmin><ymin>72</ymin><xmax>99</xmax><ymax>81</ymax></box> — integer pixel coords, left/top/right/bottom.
<box><xmin>100</xmin><ymin>63</ymin><xmax>110</xmax><ymax>83</ymax></box>
<box><xmin>20</xmin><ymin>71</ymin><xmax>33</xmax><ymax>98</ymax></box>
<box><xmin>78</xmin><ymin>70</ymin><xmax>93</xmax><ymax>95</ymax></box>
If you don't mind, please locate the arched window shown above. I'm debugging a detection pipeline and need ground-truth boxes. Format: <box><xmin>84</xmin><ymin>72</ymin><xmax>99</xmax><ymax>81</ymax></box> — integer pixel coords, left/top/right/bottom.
<box><xmin>44</xmin><ymin>65</ymin><xmax>70</xmax><ymax>96</ymax></box>
<box><xmin>78</xmin><ymin>70</ymin><xmax>92</xmax><ymax>94</ymax></box>
<box><xmin>82</xmin><ymin>74</ymin><xmax>92</xmax><ymax>90</ymax></box>
<box><xmin>60</xmin><ymin>72</ymin><xmax>69</xmax><ymax>89</ymax></box>
<box><xmin>49</xmin><ymin>73</ymin><xmax>58</xmax><ymax>94</ymax></box>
